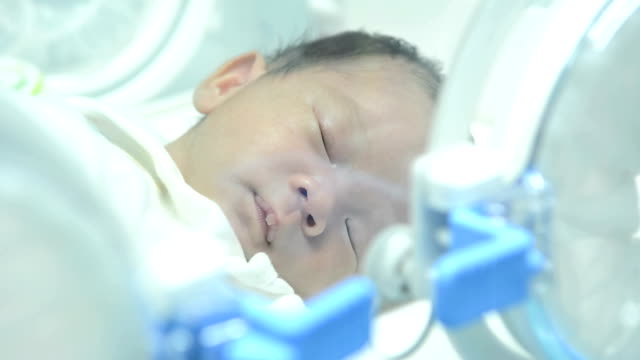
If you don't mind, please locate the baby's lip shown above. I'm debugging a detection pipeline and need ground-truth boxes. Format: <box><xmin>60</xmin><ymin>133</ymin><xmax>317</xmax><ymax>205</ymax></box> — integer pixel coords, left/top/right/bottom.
<box><xmin>254</xmin><ymin>194</ymin><xmax>278</xmax><ymax>244</ymax></box>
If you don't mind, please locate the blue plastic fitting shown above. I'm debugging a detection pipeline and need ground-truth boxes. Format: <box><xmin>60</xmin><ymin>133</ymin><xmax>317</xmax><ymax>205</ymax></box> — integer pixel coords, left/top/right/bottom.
<box><xmin>433</xmin><ymin>208</ymin><xmax>545</xmax><ymax>328</ymax></box>
<box><xmin>224</xmin><ymin>276</ymin><xmax>375</xmax><ymax>360</ymax></box>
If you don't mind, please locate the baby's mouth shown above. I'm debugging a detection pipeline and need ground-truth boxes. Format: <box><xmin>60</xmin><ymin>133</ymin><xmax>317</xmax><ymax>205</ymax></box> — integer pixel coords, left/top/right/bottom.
<box><xmin>254</xmin><ymin>193</ymin><xmax>278</xmax><ymax>245</ymax></box>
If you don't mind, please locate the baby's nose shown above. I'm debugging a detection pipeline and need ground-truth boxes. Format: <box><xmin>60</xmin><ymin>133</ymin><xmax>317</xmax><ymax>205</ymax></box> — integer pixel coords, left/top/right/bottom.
<box><xmin>288</xmin><ymin>173</ymin><xmax>336</xmax><ymax>237</ymax></box>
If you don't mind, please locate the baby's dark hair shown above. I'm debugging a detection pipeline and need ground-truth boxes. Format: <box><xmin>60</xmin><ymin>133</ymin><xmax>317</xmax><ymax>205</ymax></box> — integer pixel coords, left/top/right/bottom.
<box><xmin>266</xmin><ymin>31</ymin><xmax>443</xmax><ymax>98</ymax></box>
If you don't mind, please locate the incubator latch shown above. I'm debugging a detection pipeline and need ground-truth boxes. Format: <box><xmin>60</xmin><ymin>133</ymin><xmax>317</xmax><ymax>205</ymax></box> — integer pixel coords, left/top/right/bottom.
<box><xmin>431</xmin><ymin>208</ymin><xmax>545</xmax><ymax>328</ymax></box>
<box><xmin>157</xmin><ymin>276</ymin><xmax>374</xmax><ymax>360</ymax></box>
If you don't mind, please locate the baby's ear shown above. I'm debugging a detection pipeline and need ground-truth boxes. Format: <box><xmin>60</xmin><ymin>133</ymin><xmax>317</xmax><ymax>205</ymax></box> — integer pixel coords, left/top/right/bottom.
<box><xmin>193</xmin><ymin>52</ymin><xmax>267</xmax><ymax>114</ymax></box>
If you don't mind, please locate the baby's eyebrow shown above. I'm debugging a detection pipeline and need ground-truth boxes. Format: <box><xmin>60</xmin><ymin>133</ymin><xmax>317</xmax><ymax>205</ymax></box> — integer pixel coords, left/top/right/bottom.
<box><xmin>347</xmin><ymin>98</ymin><xmax>370</xmax><ymax>164</ymax></box>
<box><xmin>321</xmin><ymin>91</ymin><xmax>368</xmax><ymax>163</ymax></box>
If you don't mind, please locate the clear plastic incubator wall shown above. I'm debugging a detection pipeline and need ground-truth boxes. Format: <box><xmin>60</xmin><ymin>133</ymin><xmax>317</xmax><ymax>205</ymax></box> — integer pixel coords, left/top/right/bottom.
<box><xmin>0</xmin><ymin>0</ymin><xmax>638</xmax><ymax>359</ymax></box>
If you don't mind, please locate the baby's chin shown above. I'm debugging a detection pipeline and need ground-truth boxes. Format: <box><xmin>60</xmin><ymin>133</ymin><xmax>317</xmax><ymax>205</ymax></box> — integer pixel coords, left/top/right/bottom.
<box><xmin>279</xmin><ymin>267</ymin><xmax>355</xmax><ymax>299</ymax></box>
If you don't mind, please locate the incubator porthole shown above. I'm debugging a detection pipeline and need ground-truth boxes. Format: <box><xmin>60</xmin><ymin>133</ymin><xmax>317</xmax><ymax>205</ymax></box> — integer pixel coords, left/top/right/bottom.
<box><xmin>523</xmin><ymin>2</ymin><xmax>640</xmax><ymax>358</ymax></box>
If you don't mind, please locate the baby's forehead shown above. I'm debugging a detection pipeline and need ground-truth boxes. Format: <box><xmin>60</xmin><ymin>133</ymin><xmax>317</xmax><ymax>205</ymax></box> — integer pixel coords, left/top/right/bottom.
<box><xmin>268</xmin><ymin>56</ymin><xmax>428</xmax><ymax>92</ymax></box>
<box><xmin>331</xmin><ymin>88</ymin><xmax>429</xmax><ymax>189</ymax></box>
<box><xmin>286</xmin><ymin>60</ymin><xmax>433</xmax><ymax>120</ymax></box>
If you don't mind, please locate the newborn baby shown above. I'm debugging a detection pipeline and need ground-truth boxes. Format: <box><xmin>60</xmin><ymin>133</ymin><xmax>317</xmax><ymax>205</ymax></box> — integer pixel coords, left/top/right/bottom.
<box><xmin>166</xmin><ymin>31</ymin><xmax>442</xmax><ymax>297</ymax></box>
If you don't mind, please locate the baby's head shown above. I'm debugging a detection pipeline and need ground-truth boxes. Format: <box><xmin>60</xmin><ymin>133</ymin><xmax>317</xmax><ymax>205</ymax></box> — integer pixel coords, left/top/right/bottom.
<box><xmin>168</xmin><ymin>31</ymin><xmax>442</xmax><ymax>297</ymax></box>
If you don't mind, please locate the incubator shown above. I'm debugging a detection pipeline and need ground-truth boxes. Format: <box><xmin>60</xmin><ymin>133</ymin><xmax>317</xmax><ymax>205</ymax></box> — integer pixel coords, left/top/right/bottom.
<box><xmin>0</xmin><ymin>0</ymin><xmax>316</xmax><ymax>103</ymax></box>
<box><xmin>1</xmin><ymin>0</ymin><xmax>639</xmax><ymax>359</ymax></box>
<box><xmin>370</xmin><ymin>0</ymin><xmax>640</xmax><ymax>358</ymax></box>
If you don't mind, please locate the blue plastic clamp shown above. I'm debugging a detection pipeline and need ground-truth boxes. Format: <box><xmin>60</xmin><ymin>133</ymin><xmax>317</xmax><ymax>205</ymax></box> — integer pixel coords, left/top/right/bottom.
<box><xmin>224</xmin><ymin>276</ymin><xmax>375</xmax><ymax>360</ymax></box>
<box><xmin>432</xmin><ymin>207</ymin><xmax>545</xmax><ymax>328</ymax></box>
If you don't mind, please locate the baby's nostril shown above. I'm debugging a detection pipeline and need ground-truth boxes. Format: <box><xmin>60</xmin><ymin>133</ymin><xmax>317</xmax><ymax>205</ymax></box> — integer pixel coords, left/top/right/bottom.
<box><xmin>298</xmin><ymin>187</ymin><xmax>308</xmax><ymax>198</ymax></box>
<box><xmin>306</xmin><ymin>214</ymin><xmax>316</xmax><ymax>227</ymax></box>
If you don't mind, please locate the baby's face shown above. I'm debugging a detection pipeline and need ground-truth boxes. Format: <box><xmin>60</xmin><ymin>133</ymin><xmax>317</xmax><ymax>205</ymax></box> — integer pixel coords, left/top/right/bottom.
<box><xmin>184</xmin><ymin>59</ymin><xmax>433</xmax><ymax>297</ymax></box>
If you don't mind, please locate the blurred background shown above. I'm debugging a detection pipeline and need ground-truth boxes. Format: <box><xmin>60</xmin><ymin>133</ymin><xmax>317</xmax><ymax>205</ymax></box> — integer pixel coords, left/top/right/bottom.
<box><xmin>0</xmin><ymin>0</ymin><xmax>480</xmax><ymax>104</ymax></box>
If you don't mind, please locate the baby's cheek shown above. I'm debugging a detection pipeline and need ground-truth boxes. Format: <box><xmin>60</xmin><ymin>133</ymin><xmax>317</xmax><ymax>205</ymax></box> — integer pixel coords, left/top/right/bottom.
<box><xmin>272</xmin><ymin>235</ymin><xmax>356</xmax><ymax>298</ymax></box>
